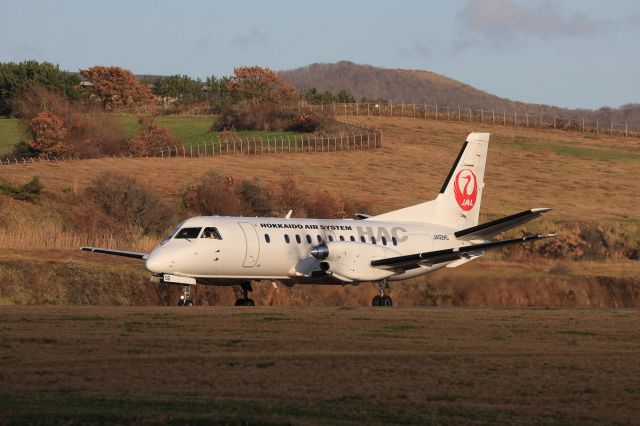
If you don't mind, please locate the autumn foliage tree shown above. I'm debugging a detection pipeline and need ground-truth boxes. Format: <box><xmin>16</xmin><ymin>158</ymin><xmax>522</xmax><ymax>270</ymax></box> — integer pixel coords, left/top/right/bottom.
<box><xmin>29</xmin><ymin>112</ymin><xmax>69</xmax><ymax>157</ymax></box>
<box><xmin>80</xmin><ymin>66</ymin><xmax>155</xmax><ymax>111</ymax></box>
<box><xmin>228</xmin><ymin>66</ymin><xmax>297</xmax><ymax>104</ymax></box>
<box><xmin>128</xmin><ymin>116</ymin><xmax>179</xmax><ymax>156</ymax></box>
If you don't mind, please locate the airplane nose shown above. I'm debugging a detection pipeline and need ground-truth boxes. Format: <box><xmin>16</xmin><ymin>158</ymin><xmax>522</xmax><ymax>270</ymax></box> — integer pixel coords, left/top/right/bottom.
<box><xmin>145</xmin><ymin>252</ymin><xmax>167</xmax><ymax>274</ymax></box>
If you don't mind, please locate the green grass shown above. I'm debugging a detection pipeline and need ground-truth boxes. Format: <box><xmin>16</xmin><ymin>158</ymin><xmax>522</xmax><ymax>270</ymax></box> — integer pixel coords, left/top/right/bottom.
<box><xmin>117</xmin><ymin>115</ymin><xmax>302</xmax><ymax>146</ymax></box>
<box><xmin>0</xmin><ymin>118</ymin><xmax>22</xmax><ymax>155</ymax></box>
<box><xmin>1</xmin><ymin>115</ymin><xmax>303</xmax><ymax>155</ymax></box>
<box><xmin>500</xmin><ymin>135</ymin><xmax>640</xmax><ymax>162</ymax></box>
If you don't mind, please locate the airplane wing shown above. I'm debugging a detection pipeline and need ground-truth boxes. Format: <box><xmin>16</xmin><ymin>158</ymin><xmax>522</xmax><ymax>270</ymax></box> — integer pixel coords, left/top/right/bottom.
<box><xmin>454</xmin><ymin>208</ymin><xmax>552</xmax><ymax>241</ymax></box>
<box><xmin>371</xmin><ymin>234</ymin><xmax>556</xmax><ymax>270</ymax></box>
<box><xmin>81</xmin><ymin>247</ymin><xmax>148</xmax><ymax>260</ymax></box>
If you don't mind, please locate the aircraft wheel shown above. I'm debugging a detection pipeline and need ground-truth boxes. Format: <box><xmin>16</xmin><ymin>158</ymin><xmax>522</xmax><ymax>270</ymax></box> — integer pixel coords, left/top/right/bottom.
<box><xmin>372</xmin><ymin>295</ymin><xmax>382</xmax><ymax>306</ymax></box>
<box><xmin>381</xmin><ymin>296</ymin><xmax>393</xmax><ymax>307</ymax></box>
<box><xmin>184</xmin><ymin>299</ymin><xmax>194</xmax><ymax>307</ymax></box>
<box><xmin>177</xmin><ymin>299</ymin><xmax>184</xmax><ymax>306</ymax></box>
<box><xmin>234</xmin><ymin>299</ymin><xmax>243</xmax><ymax>306</ymax></box>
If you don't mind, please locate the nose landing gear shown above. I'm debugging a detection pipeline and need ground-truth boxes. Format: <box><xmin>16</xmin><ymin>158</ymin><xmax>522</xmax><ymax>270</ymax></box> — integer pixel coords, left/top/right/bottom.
<box><xmin>372</xmin><ymin>280</ymin><xmax>393</xmax><ymax>307</ymax></box>
<box><xmin>177</xmin><ymin>285</ymin><xmax>194</xmax><ymax>307</ymax></box>
<box><xmin>235</xmin><ymin>281</ymin><xmax>256</xmax><ymax>306</ymax></box>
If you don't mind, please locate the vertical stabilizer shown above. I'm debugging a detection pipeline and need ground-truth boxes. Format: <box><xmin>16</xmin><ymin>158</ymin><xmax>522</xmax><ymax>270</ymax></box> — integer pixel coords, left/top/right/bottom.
<box><xmin>370</xmin><ymin>132</ymin><xmax>489</xmax><ymax>229</ymax></box>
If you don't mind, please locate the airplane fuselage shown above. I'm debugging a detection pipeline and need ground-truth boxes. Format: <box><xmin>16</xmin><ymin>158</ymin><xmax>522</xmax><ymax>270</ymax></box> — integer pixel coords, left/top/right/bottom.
<box><xmin>145</xmin><ymin>216</ymin><xmax>469</xmax><ymax>285</ymax></box>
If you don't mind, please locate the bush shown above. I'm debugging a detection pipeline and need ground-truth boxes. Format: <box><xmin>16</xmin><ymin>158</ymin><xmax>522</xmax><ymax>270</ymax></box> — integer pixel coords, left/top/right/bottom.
<box><xmin>181</xmin><ymin>171</ymin><xmax>242</xmax><ymax>216</ymax></box>
<box><xmin>128</xmin><ymin>116</ymin><xmax>179</xmax><ymax>156</ymax></box>
<box><xmin>88</xmin><ymin>172</ymin><xmax>176</xmax><ymax>235</ymax></box>
<box><xmin>29</xmin><ymin>112</ymin><xmax>69</xmax><ymax>157</ymax></box>
<box><xmin>213</xmin><ymin>103</ymin><xmax>327</xmax><ymax>132</ymax></box>
<box><xmin>14</xmin><ymin>86</ymin><xmax>128</xmax><ymax>158</ymax></box>
<box><xmin>0</xmin><ymin>177</ymin><xmax>44</xmax><ymax>203</ymax></box>
<box><xmin>237</xmin><ymin>177</ymin><xmax>275</xmax><ymax>216</ymax></box>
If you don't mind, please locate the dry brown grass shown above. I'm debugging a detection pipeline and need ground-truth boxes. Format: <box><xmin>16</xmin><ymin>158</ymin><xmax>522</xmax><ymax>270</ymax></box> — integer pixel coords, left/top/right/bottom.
<box><xmin>1</xmin><ymin>116</ymin><xmax>637</xmax><ymax>222</ymax></box>
<box><xmin>0</xmin><ymin>306</ymin><xmax>639</xmax><ymax>424</ymax></box>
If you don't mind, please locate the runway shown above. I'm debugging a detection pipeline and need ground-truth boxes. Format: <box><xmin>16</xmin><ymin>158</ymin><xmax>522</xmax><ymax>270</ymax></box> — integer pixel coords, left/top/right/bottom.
<box><xmin>1</xmin><ymin>306</ymin><xmax>639</xmax><ymax>424</ymax></box>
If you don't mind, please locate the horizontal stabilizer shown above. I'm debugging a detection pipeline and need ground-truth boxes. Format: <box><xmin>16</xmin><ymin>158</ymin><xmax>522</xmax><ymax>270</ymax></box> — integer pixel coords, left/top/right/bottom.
<box><xmin>81</xmin><ymin>247</ymin><xmax>148</xmax><ymax>260</ymax></box>
<box><xmin>371</xmin><ymin>234</ymin><xmax>557</xmax><ymax>270</ymax></box>
<box><xmin>454</xmin><ymin>208</ymin><xmax>552</xmax><ymax>241</ymax></box>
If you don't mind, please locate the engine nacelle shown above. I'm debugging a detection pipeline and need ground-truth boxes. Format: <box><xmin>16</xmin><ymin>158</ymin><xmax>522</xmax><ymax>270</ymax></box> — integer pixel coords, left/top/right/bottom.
<box><xmin>310</xmin><ymin>242</ymin><xmax>400</xmax><ymax>282</ymax></box>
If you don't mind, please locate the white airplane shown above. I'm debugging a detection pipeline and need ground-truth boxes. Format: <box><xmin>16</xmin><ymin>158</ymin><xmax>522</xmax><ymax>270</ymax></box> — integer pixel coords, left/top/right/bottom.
<box><xmin>82</xmin><ymin>132</ymin><xmax>556</xmax><ymax>307</ymax></box>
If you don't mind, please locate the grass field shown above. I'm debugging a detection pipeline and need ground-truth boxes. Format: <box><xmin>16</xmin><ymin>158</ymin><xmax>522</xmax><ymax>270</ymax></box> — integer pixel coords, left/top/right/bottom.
<box><xmin>0</xmin><ymin>117</ymin><xmax>22</xmax><ymax>155</ymax></box>
<box><xmin>0</xmin><ymin>115</ymin><xmax>638</xmax><ymax>307</ymax></box>
<box><xmin>1</xmin><ymin>306</ymin><xmax>639</xmax><ymax>424</ymax></box>
<box><xmin>0</xmin><ymin>115</ymin><xmax>303</xmax><ymax>156</ymax></box>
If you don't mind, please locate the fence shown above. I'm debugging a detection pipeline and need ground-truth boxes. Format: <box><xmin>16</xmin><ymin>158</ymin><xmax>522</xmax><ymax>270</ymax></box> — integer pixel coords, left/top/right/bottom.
<box><xmin>0</xmin><ymin>123</ymin><xmax>382</xmax><ymax>166</ymax></box>
<box><xmin>303</xmin><ymin>102</ymin><xmax>640</xmax><ymax>139</ymax></box>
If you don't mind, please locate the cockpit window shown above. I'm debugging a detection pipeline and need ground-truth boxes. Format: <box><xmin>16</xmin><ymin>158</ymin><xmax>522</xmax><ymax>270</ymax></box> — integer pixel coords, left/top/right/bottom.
<box><xmin>175</xmin><ymin>227</ymin><xmax>202</xmax><ymax>239</ymax></box>
<box><xmin>161</xmin><ymin>225</ymin><xmax>181</xmax><ymax>245</ymax></box>
<box><xmin>201</xmin><ymin>227</ymin><xmax>222</xmax><ymax>240</ymax></box>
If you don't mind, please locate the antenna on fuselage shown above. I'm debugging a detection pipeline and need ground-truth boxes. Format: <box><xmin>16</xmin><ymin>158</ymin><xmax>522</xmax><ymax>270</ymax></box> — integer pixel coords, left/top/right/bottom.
<box><xmin>285</xmin><ymin>210</ymin><xmax>293</xmax><ymax>219</ymax></box>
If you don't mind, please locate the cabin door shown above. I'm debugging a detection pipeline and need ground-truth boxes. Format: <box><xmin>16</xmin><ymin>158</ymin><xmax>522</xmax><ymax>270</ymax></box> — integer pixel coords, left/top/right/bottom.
<box><xmin>238</xmin><ymin>222</ymin><xmax>260</xmax><ymax>267</ymax></box>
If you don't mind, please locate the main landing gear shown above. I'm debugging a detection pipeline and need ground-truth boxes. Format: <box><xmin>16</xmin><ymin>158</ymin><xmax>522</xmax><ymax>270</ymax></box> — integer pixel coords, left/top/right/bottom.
<box><xmin>177</xmin><ymin>285</ymin><xmax>194</xmax><ymax>307</ymax></box>
<box><xmin>372</xmin><ymin>280</ymin><xmax>393</xmax><ymax>307</ymax></box>
<box><xmin>235</xmin><ymin>281</ymin><xmax>256</xmax><ymax>307</ymax></box>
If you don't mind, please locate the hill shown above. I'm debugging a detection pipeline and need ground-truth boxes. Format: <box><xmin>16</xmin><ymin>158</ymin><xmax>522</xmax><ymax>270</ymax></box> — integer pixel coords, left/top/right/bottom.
<box><xmin>0</xmin><ymin>115</ymin><xmax>639</xmax><ymax>306</ymax></box>
<box><xmin>281</xmin><ymin>61</ymin><xmax>640</xmax><ymax>129</ymax></box>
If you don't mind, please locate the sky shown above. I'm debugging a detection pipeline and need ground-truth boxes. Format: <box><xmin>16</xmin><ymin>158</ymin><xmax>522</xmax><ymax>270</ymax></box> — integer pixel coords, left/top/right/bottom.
<box><xmin>1</xmin><ymin>0</ymin><xmax>639</xmax><ymax>109</ymax></box>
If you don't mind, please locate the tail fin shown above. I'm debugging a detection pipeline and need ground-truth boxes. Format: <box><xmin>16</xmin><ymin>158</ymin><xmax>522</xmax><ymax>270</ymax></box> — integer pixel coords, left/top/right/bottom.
<box><xmin>370</xmin><ymin>132</ymin><xmax>489</xmax><ymax>229</ymax></box>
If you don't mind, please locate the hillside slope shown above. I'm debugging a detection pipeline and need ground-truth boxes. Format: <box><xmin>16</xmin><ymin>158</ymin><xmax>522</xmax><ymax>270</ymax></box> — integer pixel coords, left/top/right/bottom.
<box><xmin>1</xmin><ymin>116</ymin><xmax>639</xmax><ymax>306</ymax></box>
<box><xmin>281</xmin><ymin>61</ymin><xmax>640</xmax><ymax>128</ymax></box>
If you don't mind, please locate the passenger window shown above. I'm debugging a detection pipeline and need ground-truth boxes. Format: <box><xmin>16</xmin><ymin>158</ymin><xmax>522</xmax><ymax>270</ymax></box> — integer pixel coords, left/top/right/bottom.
<box><xmin>265</xmin><ymin>234</ymin><xmax>270</xmax><ymax>243</ymax></box>
<box><xmin>306</xmin><ymin>235</ymin><xmax>312</xmax><ymax>244</ymax></box>
<box><xmin>360</xmin><ymin>236</ymin><xmax>366</xmax><ymax>243</ymax></box>
<box><xmin>317</xmin><ymin>235</ymin><xmax>323</xmax><ymax>243</ymax></box>
<box><xmin>371</xmin><ymin>236</ymin><xmax>377</xmax><ymax>244</ymax></box>
<box><xmin>339</xmin><ymin>235</ymin><xmax>345</xmax><ymax>241</ymax></box>
<box><xmin>201</xmin><ymin>227</ymin><xmax>222</xmax><ymax>240</ymax></box>
<box><xmin>381</xmin><ymin>236</ymin><xmax>387</xmax><ymax>246</ymax></box>
<box><xmin>295</xmin><ymin>235</ymin><xmax>301</xmax><ymax>244</ymax></box>
<box><xmin>350</xmin><ymin>236</ymin><xmax>355</xmax><ymax>241</ymax></box>
<box><xmin>285</xmin><ymin>234</ymin><xmax>290</xmax><ymax>244</ymax></box>
<box><xmin>392</xmin><ymin>237</ymin><xmax>398</xmax><ymax>246</ymax></box>
<box><xmin>175</xmin><ymin>227</ymin><xmax>202</xmax><ymax>239</ymax></box>
<box><xmin>328</xmin><ymin>235</ymin><xmax>334</xmax><ymax>242</ymax></box>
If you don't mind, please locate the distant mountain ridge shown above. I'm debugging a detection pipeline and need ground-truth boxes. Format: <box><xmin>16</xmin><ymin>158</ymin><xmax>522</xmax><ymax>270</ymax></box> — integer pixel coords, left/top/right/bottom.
<box><xmin>280</xmin><ymin>61</ymin><xmax>640</xmax><ymax>130</ymax></box>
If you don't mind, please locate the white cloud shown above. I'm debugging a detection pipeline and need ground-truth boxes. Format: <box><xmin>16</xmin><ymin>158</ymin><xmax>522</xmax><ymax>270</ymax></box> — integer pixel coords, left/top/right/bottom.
<box><xmin>457</xmin><ymin>0</ymin><xmax>609</xmax><ymax>47</ymax></box>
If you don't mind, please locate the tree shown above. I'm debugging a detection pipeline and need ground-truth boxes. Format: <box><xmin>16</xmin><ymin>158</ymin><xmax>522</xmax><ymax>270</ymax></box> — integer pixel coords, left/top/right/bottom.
<box><xmin>80</xmin><ymin>66</ymin><xmax>155</xmax><ymax>111</ymax></box>
<box><xmin>336</xmin><ymin>89</ymin><xmax>356</xmax><ymax>104</ymax></box>
<box><xmin>128</xmin><ymin>116</ymin><xmax>179</xmax><ymax>156</ymax></box>
<box><xmin>228</xmin><ymin>66</ymin><xmax>297</xmax><ymax>104</ymax></box>
<box><xmin>0</xmin><ymin>60</ymin><xmax>80</xmax><ymax>116</ymax></box>
<box><xmin>28</xmin><ymin>112</ymin><xmax>69</xmax><ymax>157</ymax></box>
<box><xmin>153</xmin><ymin>74</ymin><xmax>205</xmax><ymax>103</ymax></box>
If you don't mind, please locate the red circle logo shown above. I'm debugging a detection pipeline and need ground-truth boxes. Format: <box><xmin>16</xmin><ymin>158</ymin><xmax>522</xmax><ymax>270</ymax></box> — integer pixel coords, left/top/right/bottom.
<box><xmin>453</xmin><ymin>169</ymin><xmax>478</xmax><ymax>211</ymax></box>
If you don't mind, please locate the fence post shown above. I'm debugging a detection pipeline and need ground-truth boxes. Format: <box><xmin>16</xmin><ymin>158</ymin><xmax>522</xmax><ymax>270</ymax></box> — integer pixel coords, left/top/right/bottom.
<box><xmin>582</xmin><ymin>118</ymin><xmax>585</xmax><ymax>133</ymax></box>
<box><xmin>469</xmin><ymin>108</ymin><xmax>472</xmax><ymax>122</ymax></box>
<box><xmin>390</xmin><ymin>103</ymin><xmax>393</xmax><ymax>117</ymax></box>
<box><xmin>480</xmin><ymin>107</ymin><xmax>483</xmax><ymax>123</ymax></box>
<box><xmin>553</xmin><ymin>116</ymin><xmax>556</xmax><ymax>129</ymax></box>
<box><xmin>492</xmin><ymin>109</ymin><xmax>495</xmax><ymax>124</ymax></box>
<box><xmin>458</xmin><ymin>106</ymin><xmax>461</xmax><ymax>121</ymax></box>
<box><xmin>503</xmin><ymin>111</ymin><xmax>506</xmax><ymax>126</ymax></box>
<box><xmin>367</xmin><ymin>103</ymin><xmax>370</xmax><ymax>116</ymax></box>
<box><xmin>401</xmin><ymin>102</ymin><xmax>404</xmax><ymax>117</ymax></box>
<box><xmin>625</xmin><ymin>122</ymin><xmax>628</xmax><ymax>137</ymax></box>
<box><xmin>344</xmin><ymin>103</ymin><xmax>347</xmax><ymax>116</ymax></box>
<box><xmin>610</xmin><ymin>121</ymin><xmax>613</xmax><ymax>135</ymax></box>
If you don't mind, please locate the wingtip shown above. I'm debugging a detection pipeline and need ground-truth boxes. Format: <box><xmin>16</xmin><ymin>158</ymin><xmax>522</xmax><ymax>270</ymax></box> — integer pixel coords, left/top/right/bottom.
<box><xmin>540</xmin><ymin>233</ymin><xmax>558</xmax><ymax>238</ymax></box>
<box><xmin>531</xmin><ymin>208</ymin><xmax>553</xmax><ymax>214</ymax></box>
